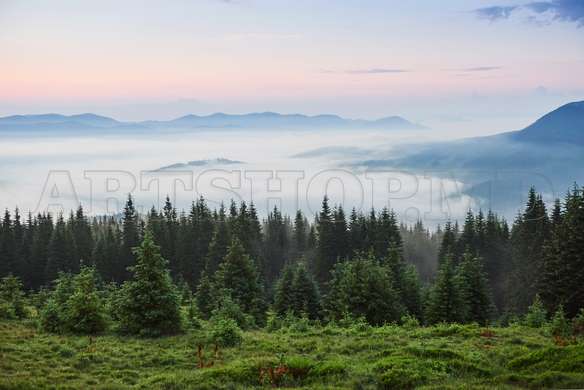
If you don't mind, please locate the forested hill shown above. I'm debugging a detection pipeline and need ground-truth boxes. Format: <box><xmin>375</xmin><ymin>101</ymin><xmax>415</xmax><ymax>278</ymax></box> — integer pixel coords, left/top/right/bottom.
<box><xmin>1</xmin><ymin>183</ymin><xmax>583</xmax><ymax>329</ymax></box>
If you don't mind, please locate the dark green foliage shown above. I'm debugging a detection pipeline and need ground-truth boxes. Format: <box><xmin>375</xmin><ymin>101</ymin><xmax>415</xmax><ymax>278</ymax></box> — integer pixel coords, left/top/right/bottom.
<box><xmin>214</xmin><ymin>239</ymin><xmax>266</xmax><ymax>325</ymax></box>
<box><xmin>206</xmin><ymin>204</ymin><xmax>230</xmax><ymax>274</ymax></box>
<box><xmin>39</xmin><ymin>273</ymin><xmax>74</xmax><ymax>333</ymax></box>
<box><xmin>315</xmin><ymin>196</ymin><xmax>336</xmax><ymax>283</ymax></box>
<box><xmin>195</xmin><ymin>270</ymin><xmax>215</xmax><ymax>320</ymax></box>
<box><xmin>120</xmin><ymin>195</ymin><xmax>140</xmax><ymax>281</ymax></box>
<box><xmin>273</xmin><ymin>261</ymin><xmax>321</xmax><ymax>319</ymax></box>
<box><xmin>426</xmin><ymin>255</ymin><xmax>465</xmax><ymax>324</ymax></box>
<box><xmin>325</xmin><ymin>253</ymin><xmax>404</xmax><ymax>325</ymax></box>
<box><xmin>455</xmin><ymin>252</ymin><xmax>494</xmax><ymax>325</ymax></box>
<box><xmin>525</xmin><ymin>294</ymin><xmax>547</xmax><ymax>328</ymax></box>
<box><xmin>539</xmin><ymin>185</ymin><xmax>584</xmax><ymax>317</ymax></box>
<box><xmin>63</xmin><ymin>266</ymin><xmax>107</xmax><ymax>334</ymax></box>
<box><xmin>116</xmin><ymin>230</ymin><xmax>182</xmax><ymax>337</ymax></box>
<box><xmin>0</xmin><ymin>274</ymin><xmax>26</xmax><ymax>319</ymax></box>
<box><xmin>209</xmin><ymin>317</ymin><xmax>242</xmax><ymax>347</ymax></box>
<box><xmin>508</xmin><ymin>187</ymin><xmax>550</xmax><ymax>313</ymax></box>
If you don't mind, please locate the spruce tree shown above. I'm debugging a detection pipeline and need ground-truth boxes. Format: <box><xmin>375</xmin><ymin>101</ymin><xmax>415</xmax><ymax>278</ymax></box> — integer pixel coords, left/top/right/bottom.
<box><xmin>315</xmin><ymin>196</ymin><xmax>336</xmax><ymax>283</ymax></box>
<box><xmin>540</xmin><ymin>185</ymin><xmax>584</xmax><ymax>317</ymax></box>
<box><xmin>64</xmin><ymin>266</ymin><xmax>107</xmax><ymax>334</ymax></box>
<box><xmin>456</xmin><ymin>251</ymin><xmax>494</xmax><ymax>325</ymax></box>
<box><xmin>325</xmin><ymin>253</ymin><xmax>403</xmax><ymax>325</ymax></box>
<box><xmin>273</xmin><ymin>264</ymin><xmax>295</xmax><ymax>316</ymax></box>
<box><xmin>121</xmin><ymin>195</ymin><xmax>140</xmax><ymax>282</ymax></box>
<box><xmin>426</xmin><ymin>255</ymin><xmax>465</xmax><ymax>324</ymax></box>
<box><xmin>117</xmin><ymin>229</ymin><xmax>182</xmax><ymax>336</ymax></box>
<box><xmin>206</xmin><ymin>204</ymin><xmax>230</xmax><ymax>274</ymax></box>
<box><xmin>291</xmin><ymin>261</ymin><xmax>321</xmax><ymax>319</ymax></box>
<box><xmin>195</xmin><ymin>270</ymin><xmax>215</xmax><ymax>320</ymax></box>
<box><xmin>214</xmin><ymin>238</ymin><xmax>265</xmax><ymax>324</ymax></box>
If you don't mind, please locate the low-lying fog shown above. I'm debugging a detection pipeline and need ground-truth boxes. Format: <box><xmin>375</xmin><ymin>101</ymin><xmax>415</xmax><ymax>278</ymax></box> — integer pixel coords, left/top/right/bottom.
<box><xmin>0</xmin><ymin>127</ymin><xmax>484</xmax><ymax>226</ymax></box>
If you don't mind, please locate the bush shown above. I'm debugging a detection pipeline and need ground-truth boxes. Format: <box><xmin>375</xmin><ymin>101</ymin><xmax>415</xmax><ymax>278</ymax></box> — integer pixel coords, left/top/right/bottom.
<box><xmin>572</xmin><ymin>309</ymin><xmax>584</xmax><ymax>336</ymax></box>
<box><xmin>401</xmin><ymin>314</ymin><xmax>420</xmax><ymax>329</ymax></box>
<box><xmin>0</xmin><ymin>275</ymin><xmax>26</xmax><ymax>319</ymax></box>
<box><xmin>378</xmin><ymin>367</ymin><xmax>426</xmax><ymax>389</ymax></box>
<box><xmin>186</xmin><ymin>298</ymin><xmax>202</xmax><ymax>330</ymax></box>
<box><xmin>0</xmin><ymin>302</ymin><xmax>16</xmax><ymax>319</ymax></box>
<box><xmin>550</xmin><ymin>305</ymin><xmax>571</xmax><ymax>338</ymax></box>
<box><xmin>211</xmin><ymin>293</ymin><xmax>255</xmax><ymax>329</ymax></box>
<box><xmin>525</xmin><ymin>294</ymin><xmax>547</xmax><ymax>328</ymax></box>
<box><xmin>64</xmin><ymin>267</ymin><xmax>107</xmax><ymax>334</ymax></box>
<box><xmin>210</xmin><ymin>317</ymin><xmax>242</xmax><ymax>347</ymax></box>
<box><xmin>39</xmin><ymin>268</ymin><xmax>107</xmax><ymax>334</ymax></box>
<box><xmin>39</xmin><ymin>273</ymin><xmax>74</xmax><ymax>333</ymax></box>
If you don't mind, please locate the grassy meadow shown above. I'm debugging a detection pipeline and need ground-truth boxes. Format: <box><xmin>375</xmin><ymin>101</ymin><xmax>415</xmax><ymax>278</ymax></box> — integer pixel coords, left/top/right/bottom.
<box><xmin>1</xmin><ymin>318</ymin><xmax>584</xmax><ymax>389</ymax></box>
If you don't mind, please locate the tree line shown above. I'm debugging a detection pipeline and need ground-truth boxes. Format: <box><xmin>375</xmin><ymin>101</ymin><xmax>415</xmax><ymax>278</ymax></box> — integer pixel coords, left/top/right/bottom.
<box><xmin>0</xmin><ymin>184</ymin><xmax>583</xmax><ymax>333</ymax></box>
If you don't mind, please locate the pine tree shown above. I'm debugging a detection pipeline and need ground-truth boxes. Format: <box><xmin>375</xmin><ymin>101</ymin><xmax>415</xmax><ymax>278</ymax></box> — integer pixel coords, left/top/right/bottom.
<box><xmin>293</xmin><ymin>210</ymin><xmax>308</xmax><ymax>259</ymax></box>
<box><xmin>315</xmin><ymin>196</ymin><xmax>336</xmax><ymax>283</ymax></box>
<box><xmin>438</xmin><ymin>221</ymin><xmax>457</xmax><ymax>265</ymax></box>
<box><xmin>195</xmin><ymin>270</ymin><xmax>215</xmax><ymax>320</ymax></box>
<box><xmin>45</xmin><ymin>214</ymin><xmax>75</xmax><ymax>283</ymax></box>
<box><xmin>0</xmin><ymin>210</ymin><xmax>15</xmax><ymax>278</ymax></box>
<box><xmin>456</xmin><ymin>251</ymin><xmax>494</xmax><ymax>325</ymax></box>
<box><xmin>120</xmin><ymin>195</ymin><xmax>140</xmax><ymax>282</ymax></box>
<box><xmin>426</xmin><ymin>255</ymin><xmax>465</xmax><ymax>324</ymax></box>
<box><xmin>291</xmin><ymin>261</ymin><xmax>321</xmax><ymax>319</ymax></box>
<box><xmin>71</xmin><ymin>205</ymin><xmax>93</xmax><ymax>266</ymax></box>
<box><xmin>214</xmin><ymin>239</ymin><xmax>266</xmax><ymax>324</ymax></box>
<box><xmin>64</xmin><ymin>266</ymin><xmax>107</xmax><ymax>334</ymax></box>
<box><xmin>206</xmin><ymin>204</ymin><xmax>230</xmax><ymax>274</ymax></box>
<box><xmin>273</xmin><ymin>264</ymin><xmax>295</xmax><ymax>316</ymax></box>
<box><xmin>539</xmin><ymin>185</ymin><xmax>584</xmax><ymax>317</ymax></box>
<box><xmin>508</xmin><ymin>187</ymin><xmax>550</xmax><ymax>313</ymax></box>
<box><xmin>325</xmin><ymin>253</ymin><xmax>403</xmax><ymax>325</ymax></box>
<box><xmin>117</xmin><ymin>229</ymin><xmax>182</xmax><ymax>337</ymax></box>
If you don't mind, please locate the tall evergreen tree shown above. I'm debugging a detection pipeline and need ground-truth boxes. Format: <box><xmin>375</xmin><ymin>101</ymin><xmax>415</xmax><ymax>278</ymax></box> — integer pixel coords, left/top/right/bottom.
<box><xmin>120</xmin><ymin>195</ymin><xmax>140</xmax><ymax>282</ymax></box>
<box><xmin>117</xmin><ymin>229</ymin><xmax>182</xmax><ymax>336</ymax></box>
<box><xmin>426</xmin><ymin>255</ymin><xmax>465</xmax><ymax>324</ymax></box>
<box><xmin>456</xmin><ymin>251</ymin><xmax>494</xmax><ymax>325</ymax></box>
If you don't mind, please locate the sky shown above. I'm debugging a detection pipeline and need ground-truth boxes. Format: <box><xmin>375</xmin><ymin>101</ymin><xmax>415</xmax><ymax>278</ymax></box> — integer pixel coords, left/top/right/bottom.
<box><xmin>1</xmin><ymin>0</ymin><xmax>583</xmax><ymax>133</ymax></box>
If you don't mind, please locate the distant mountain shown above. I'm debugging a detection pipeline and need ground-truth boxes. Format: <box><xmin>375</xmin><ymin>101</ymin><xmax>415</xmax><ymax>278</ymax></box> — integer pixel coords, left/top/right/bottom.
<box><xmin>148</xmin><ymin>112</ymin><xmax>426</xmax><ymax>130</ymax></box>
<box><xmin>153</xmin><ymin>158</ymin><xmax>244</xmax><ymax>172</ymax></box>
<box><xmin>0</xmin><ymin>112</ymin><xmax>425</xmax><ymax>133</ymax></box>
<box><xmin>348</xmin><ymin>100</ymin><xmax>584</xmax><ymax>214</ymax></box>
<box><xmin>0</xmin><ymin>113</ymin><xmax>120</xmax><ymax>127</ymax></box>
<box><xmin>509</xmin><ymin>101</ymin><xmax>584</xmax><ymax>145</ymax></box>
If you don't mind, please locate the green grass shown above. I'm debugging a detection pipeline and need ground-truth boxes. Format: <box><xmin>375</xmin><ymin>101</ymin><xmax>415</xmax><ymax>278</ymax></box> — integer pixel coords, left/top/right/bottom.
<box><xmin>1</xmin><ymin>320</ymin><xmax>583</xmax><ymax>389</ymax></box>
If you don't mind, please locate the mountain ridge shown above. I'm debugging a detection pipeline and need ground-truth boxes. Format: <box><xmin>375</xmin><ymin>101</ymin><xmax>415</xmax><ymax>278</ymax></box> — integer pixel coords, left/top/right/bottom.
<box><xmin>0</xmin><ymin>112</ymin><xmax>425</xmax><ymax>132</ymax></box>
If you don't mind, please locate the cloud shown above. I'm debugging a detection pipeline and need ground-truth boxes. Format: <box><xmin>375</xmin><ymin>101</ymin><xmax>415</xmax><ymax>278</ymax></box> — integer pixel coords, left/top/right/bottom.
<box><xmin>461</xmin><ymin>66</ymin><xmax>502</xmax><ymax>72</ymax></box>
<box><xmin>475</xmin><ymin>1</ymin><xmax>584</xmax><ymax>27</ymax></box>
<box><xmin>321</xmin><ymin>68</ymin><xmax>409</xmax><ymax>74</ymax></box>
<box><xmin>346</xmin><ymin>68</ymin><xmax>409</xmax><ymax>74</ymax></box>
<box><xmin>525</xmin><ymin>0</ymin><xmax>584</xmax><ymax>26</ymax></box>
<box><xmin>475</xmin><ymin>5</ymin><xmax>518</xmax><ymax>21</ymax></box>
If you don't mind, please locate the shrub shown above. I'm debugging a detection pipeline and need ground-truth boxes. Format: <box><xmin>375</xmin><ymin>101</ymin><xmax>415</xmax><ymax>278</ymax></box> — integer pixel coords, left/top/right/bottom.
<box><xmin>550</xmin><ymin>305</ymin><xmax>571</xmax><ymax>338</ymax></box>
<box><xmin>0</xmin><ymin>275</ymin><xmax>26</xmax><ymax>319</ymax></box>
<box><xmin>63</xmin><ymin>267</ymin><xmax>107</xmax><ymax>334</ymax></box>
<box><xmin>401</xmin><ymin>314</ymin><xmax>420</xmax><ymax>329</ymax></box>
<box><xmin>39</xmin><ymin>273</ymin><xmax>74</xmax><ymax>333</ymax></box>
<box><xmin>378</xmin><ymin>367</ymin><xmax>427</xmax><ymax>389</ymax></box>
<box><xmin>211</xmin><ymin>293</ymin><xmax>254</xmax><ymax>329</ymax></box>
<box><xmin>525</xmin><ymin>294</ymin><xmax>547</xmax><ymax>328</ymax></box>
<box><xmin>186</xmin><ymin>298</ymin><xmax>202</xmax><ymax>330</ymax></box>
<box><xmin>0</xmin><ymin>302</ymin><xmax>16</xmax><ymax>319</ymax></box>
<box><xmin>572</xmin><ymin>309</ymin><xmax>584</xmax><ymax>336</ymax></box>
<box><xmin>210</xmin><ymin>317</ymin><xmax>242</xmax><ymax>347</ymax></box>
